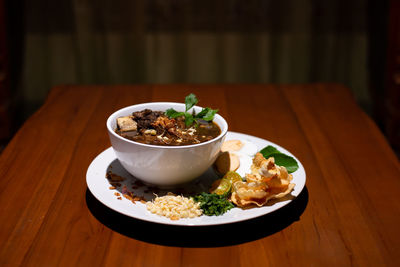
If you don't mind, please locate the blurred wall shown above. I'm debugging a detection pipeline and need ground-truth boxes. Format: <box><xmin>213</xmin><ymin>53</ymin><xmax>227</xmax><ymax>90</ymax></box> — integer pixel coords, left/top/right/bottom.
<box><xmin>7</xmin><ymin>0</ymin><xmax>372</xmax><ymax>124</ymax></box>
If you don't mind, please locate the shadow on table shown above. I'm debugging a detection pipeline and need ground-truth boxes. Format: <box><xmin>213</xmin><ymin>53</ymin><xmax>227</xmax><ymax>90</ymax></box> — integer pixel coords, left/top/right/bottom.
<box><xmin>86</xmin><ymin>186</ymin><xmax>308</xmax><ymax>247</ymax></box>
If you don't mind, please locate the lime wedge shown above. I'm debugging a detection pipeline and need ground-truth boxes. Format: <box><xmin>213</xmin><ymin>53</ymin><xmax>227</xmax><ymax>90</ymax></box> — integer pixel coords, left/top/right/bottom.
<box><xmin>211</xmin><ymin>178</ymin><xmax>232</xmax><ymax>195</ymax></box>
<box><xmin>210</xmin><ymin>171</ymin><xmax>243</xmax><ymax>195</ymax></box>
<box><xmin>224</xmin><ymin>171</ymin><xmax>242</xmax><ymax>184</ymax></box>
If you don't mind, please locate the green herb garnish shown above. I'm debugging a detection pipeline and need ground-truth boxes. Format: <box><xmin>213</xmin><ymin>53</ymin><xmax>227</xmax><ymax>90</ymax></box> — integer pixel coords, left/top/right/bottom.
<box><xmin>165</xmin><ymin>93</ymin><xmax>219</xmax><ymax>127</ymax></box>
<box><xmin>185</xmin><ymin>93</ymin><xmax>198</xmax><ymax>111</ymax></box>
<box><xmin>260</xmin><ymin>145</ymin><xmax>299</xmax><ymax>173</ymax></box>
<box><xmin>165</xmin><ymin>109</ymin><xmax>185</xmax><ymax>118</ymax></box>
<box><xmin>192</xmin><ymin>192</ymin><xmax>234</xmax><ymax>216</ymax></box>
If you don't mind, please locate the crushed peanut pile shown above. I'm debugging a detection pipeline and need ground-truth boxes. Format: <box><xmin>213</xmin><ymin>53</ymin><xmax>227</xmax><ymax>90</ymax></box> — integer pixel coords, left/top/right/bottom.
<box><xmin>146</xmin><ymin>193</ymin><xmax>202</xmax><ymax>220</ymax></box>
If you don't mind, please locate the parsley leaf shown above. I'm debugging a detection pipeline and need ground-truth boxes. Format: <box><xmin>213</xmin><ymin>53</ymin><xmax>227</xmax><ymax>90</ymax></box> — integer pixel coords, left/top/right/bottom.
<box><xmin>195</xmin><ymin>107</ymin><xmax>219</xmax><ymax>121</ymax></box>
<box><xmin>260</xmin><ymin>145</ymin><xmax>299</xmax><ymax>173</ymax></box>
<box><xmin>165</xmin><ymin>93</ymin><xmax>219</xmax><ymax>126</ymax></box>
<box><xmin>194</xmin><ymin>107</ymin><xmax>209</xmax><ymax>118</ymax></box>
<box><xmin>185</xmin><ymin>93</ymin><xmax>198</xmax><ymax>111</ymax></box>
<box><xmin>165</xmin><ymin>108</ymin><xmax>185</xmax><ymax>118</ymax></box>
<box><xmin>192</xmin><ymin>192</ymin><xmax>234</xmax><ymax>216</ymax></box>
<box><xmin>201</xmin><ymin>108</ymin><xmax>218</xmax><ymax>121</ymax></box>
<box><xmin>184</xmin><ymin>113</ymin><xmax>194</xmax><ymax>127</ymax></box>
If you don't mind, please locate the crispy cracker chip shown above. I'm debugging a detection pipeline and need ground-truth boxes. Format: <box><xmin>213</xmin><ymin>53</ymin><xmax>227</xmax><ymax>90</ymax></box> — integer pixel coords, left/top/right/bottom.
<box><xmin>221</xmin><ymin>140</ymin><xmax>243</xmax><ymax>152</ymax></box>
<box><xmin>230</xmin><ymin>152</ymin><xmax>295</xmax><ymax>207</ymax></box>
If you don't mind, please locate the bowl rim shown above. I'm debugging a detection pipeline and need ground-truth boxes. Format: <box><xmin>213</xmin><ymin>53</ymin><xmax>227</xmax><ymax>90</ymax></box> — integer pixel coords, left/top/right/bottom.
<box><xmin>106</xmin><ymin>102</ymin><xmax>228</xmax><ymax>149</ymax></box>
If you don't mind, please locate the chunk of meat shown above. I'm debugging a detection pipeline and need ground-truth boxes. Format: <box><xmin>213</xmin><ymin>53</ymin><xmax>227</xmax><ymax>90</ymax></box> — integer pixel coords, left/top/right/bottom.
<box><xmin>132</xmin><ymin>109</ymin><xmax>163</xmax><ymax>130</ymax></box>
<box><xmin>132</xmin><ymin>109</ymin><xmax>161</xmax><ymax>119</ymax></box>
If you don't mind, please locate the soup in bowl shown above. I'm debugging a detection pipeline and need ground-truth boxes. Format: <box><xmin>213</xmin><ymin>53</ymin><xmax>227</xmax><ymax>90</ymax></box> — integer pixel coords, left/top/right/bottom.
<box><xmin>107</xmin><ymin>102</ymin><xmax>228</xmax><ymax>186</ymax></box>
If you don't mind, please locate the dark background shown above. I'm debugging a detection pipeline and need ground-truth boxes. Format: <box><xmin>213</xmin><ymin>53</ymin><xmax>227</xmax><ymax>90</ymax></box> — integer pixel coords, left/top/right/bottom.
<box><xmin>0</xmin><ymin>0</ymin><xmax>398</xmax><ymax>154</ymax></box>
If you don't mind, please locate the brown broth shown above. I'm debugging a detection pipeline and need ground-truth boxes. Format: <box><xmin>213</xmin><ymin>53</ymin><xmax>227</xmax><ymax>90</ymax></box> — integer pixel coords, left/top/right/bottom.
<box><xmin>115</xmin><ymin>110</ymin><xmax>221</xmax><ymax>146</ymax></box>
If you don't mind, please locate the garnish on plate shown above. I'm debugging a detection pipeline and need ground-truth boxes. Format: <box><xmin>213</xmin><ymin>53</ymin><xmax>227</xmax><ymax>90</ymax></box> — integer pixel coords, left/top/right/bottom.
<box><xmin>146</xmin><ymin>193</ymin><xmax>202</xmax><ymax>220</ymax></box>
<box><xmin>108</xmin><ymin>137</ymin><xmax>298</xmax><ymax>220</ymax></box>
<box><xmin>210</xmin><ymin>171</ymin><xmax>243</xmax><ymax>195</ymax></box>
<box><xmin>192</xmin><ymin>192</ymin><xmax>234</xmax><ymax>216</ymax></box>
<box><xmin>214</xmin><ymin>140</ymin><xmax>296</xmax><ymax>209</ymax></box>
<box><xmin>165</xmin><ymin>93</ymin><xmax>219</xmax><ymax>127</ymax></box>
<box><xmin>260</xmin><ymin>145</ymin><xmax>299</xmax><ymax>173</ymax></box>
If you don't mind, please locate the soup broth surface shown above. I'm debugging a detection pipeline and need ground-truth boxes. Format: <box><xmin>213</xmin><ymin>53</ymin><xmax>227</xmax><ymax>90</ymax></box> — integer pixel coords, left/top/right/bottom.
<box><xmin>115</xmin><ymin>109</ymin><xmax>221</xmax><ymax>146</ymax></box>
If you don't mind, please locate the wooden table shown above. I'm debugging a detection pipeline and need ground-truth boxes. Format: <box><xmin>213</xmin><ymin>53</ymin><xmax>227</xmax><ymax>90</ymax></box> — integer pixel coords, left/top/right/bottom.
<box><xmin>0</xmin><ymin>84</ymin><xmax>399</xmax><ymax>266</ymax></box>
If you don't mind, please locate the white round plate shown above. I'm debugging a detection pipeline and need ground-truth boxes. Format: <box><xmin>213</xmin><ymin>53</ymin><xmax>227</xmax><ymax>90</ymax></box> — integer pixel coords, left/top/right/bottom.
<box><xmin>86</xmin><ymin>131</ymin><xmax>306</xmax><ymax>226</ymax></box>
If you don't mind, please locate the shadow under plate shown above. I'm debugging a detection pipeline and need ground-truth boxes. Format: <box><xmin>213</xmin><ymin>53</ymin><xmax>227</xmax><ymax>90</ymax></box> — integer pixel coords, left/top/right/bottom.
<box><xmin>86</xmin><ymin>185</ymin><xmax>308</xmax><ymax>247</ymax></box>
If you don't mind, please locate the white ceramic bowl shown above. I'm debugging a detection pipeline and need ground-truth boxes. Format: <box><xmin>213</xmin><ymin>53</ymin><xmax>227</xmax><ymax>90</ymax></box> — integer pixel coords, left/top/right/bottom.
<box><xmin>106</xmin><ymin>102</ymin><xmax>228</xmax><ymax>186</ymax></box>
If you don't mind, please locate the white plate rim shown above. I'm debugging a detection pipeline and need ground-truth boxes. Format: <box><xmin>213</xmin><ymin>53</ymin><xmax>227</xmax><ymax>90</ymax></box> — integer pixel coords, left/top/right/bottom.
<box><xmin>86</xmin><ymin>131</ymin><xmax>306</xmax><ymax>226</ymax></box>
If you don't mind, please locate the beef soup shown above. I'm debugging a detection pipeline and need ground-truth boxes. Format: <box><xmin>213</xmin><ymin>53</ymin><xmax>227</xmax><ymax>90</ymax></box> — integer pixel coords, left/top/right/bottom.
<box><xmin>115</xmin><ymin>109</ymin><xmax>221</xmax><ymax>146</ymax></box>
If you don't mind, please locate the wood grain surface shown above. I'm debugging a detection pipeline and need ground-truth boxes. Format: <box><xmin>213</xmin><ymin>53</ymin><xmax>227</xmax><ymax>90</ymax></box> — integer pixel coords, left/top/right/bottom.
<box><xmin>0</xmin><ymin>84</ymin><xmax>399</xmax><ymax>267</ymax></box>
